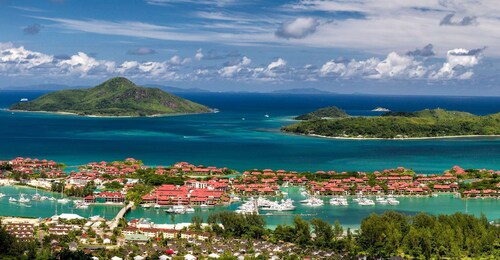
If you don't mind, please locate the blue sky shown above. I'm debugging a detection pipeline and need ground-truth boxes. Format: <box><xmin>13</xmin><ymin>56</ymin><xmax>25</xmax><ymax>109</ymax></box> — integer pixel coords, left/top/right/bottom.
<box><xmin>0</xmin><ymin>0</ymin><xmax>499</xmax><ymax>95</ymax></box>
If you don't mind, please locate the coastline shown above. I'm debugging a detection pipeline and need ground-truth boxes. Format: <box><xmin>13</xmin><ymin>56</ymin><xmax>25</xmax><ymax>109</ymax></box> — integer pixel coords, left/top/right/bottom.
<box><xmin>297</xmin><ymin>133</ymin><xmax>500</xmax><ymax>140</ymax></box>
<box><xmin>6</xmin><ymin>109</ymin><xmax>214</xmax><ymax>118</ymax></box>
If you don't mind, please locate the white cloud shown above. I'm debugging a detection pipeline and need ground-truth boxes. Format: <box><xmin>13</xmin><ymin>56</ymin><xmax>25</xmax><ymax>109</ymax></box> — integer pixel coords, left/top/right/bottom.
<box><xmin>195</xmin><ymin>48</ymin><xmax>204</xmax><ymax>60</ymax></box>
<box><xmin>0</xmin><ymin>42</ymin><xmax>484</xmax><ymax>84</ymax></box>
<box><xmin>275</xmin><ymin>17</ymin><xmax>319</xmax><ymax>39</ymax></box>
<box><xmin>319</xmin><ymin>61</ymin><xmax>346</xmax><ymax>76</ymax></box>
<box><xmin>431</xmin><ymin>48</ymin><xmax>483</xmax><ymax>79</ymax></box>
<box><xmin>318</xmin><ymin>48</ymin><xmax>481</xmax><ymax>80</ymax></box>
<box><xmin>373</xmin><ymin>52</ymin><xmax>426</xmax><ymax>79</ymax></box>
<box><xmin>267</xmin><ymin>58</ymin><xmax>286</xmax><ymax>70</ymax></box>
<box><xmin>218</xmin><ymin>56</ymin><xmax>252</xmax><ymax>77</ymax></box>
<box><xmin>58</xmin><ymin>52</ymin><xmax>115</xmax><ymax>76</ymax></box>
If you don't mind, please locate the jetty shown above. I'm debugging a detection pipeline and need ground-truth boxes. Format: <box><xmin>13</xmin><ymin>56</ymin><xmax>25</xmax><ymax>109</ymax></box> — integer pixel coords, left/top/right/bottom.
<box><xmin>108</xmin><ymin>201</ymin><xmax>134</xmax><ymax>230</ymax></box>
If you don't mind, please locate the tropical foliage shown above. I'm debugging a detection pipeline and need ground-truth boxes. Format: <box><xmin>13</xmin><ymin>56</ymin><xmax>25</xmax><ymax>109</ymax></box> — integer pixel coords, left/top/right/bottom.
<box><xmin>283</xmin><ymin>108</ymin><xmax>500</xmax><ymax>138</ymax></box>
<box><xmin>295</xmin><ymin>106</ymin><xmax>349</xmax><ymax>120</ymax></box>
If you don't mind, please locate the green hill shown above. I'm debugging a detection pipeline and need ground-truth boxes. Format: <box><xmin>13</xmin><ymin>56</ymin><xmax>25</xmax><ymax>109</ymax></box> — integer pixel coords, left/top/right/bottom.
<box><xmin>295</xmin><ymin>106</ymin><xmax>349</xmax><ymax>120</ymax></box>
<box><xmin>282</xmin><ymin>108</ymin><xmax>500</xmax><ymax>139</ymax></box>
<box><xmin>10</xmin><ymin>77</ymin><xmax>212</xmax><ymax>116</ymax></box>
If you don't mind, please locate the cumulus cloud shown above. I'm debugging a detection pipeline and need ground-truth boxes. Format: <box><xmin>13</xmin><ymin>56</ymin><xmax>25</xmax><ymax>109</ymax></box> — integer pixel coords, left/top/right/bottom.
<box><xmin>431</xmin><ymin>48</ymin><xmax>484</xmax><ymax>79</ymax></box>
<box><xmin>275</xmin><ymin>17</ymin><xmax>319</xmax><ymax>39</ymax></box>
<box><xmin>406</xmin><ymin>44</ymin><xmax>436</xmax><ymax>57</ymax></box>
<box><xmin>218</xmin><ymin>56</ymin><xmax>251</xmax><ymax>77</ymax></box>
<box><xmin>319</xmin><ymin>48</ymin><xmax>481</xmax><ymax>80</ymax></box>
<box><xmin>195</xmin><ymin>48</ymin><xmax>204</xmax><ymax>60</ymax></box>
<box><xmin>127</xmin><ymin>47</ymin><xmax>157</xmax><ymax>55</ymax></box>
<box><xmin>0</xmin><ymin>42</ymin><xmax>189</xmax><ymax>80</ymax></box>
<box><xmin>440</xmin><ymin>13</ymin><xmax>478</xmax><ymax>26</ymax></box>
<box><xmin>0</xmin><ymin>42</ymin><xmax>484</xmax><ymax>83</ymax></box>
<box><xmin>58</xmin><ymin>52</ymin><xmax>115</xmax><ymax>76</ymax></box>
<box><xmin>267</xmin><ymin>58</ymin><xmax>286</xmax><ymax>70</ymax></box>
<box><xmin>23</xmin><ymin>24</ymin><xmax>42</xmax><ymax>35</ymax></box>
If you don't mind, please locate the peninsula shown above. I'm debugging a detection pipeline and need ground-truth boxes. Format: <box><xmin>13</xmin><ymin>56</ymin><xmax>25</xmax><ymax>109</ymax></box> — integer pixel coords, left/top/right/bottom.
<box><xmin>283</xmin><ymin>108</ymin><xmax>500</xmax><ymax>139</ymax></box>
<box><xmin>9</xmin><ymin>77</ymin><xmax>211</xmax><ymax>117</ymax></box>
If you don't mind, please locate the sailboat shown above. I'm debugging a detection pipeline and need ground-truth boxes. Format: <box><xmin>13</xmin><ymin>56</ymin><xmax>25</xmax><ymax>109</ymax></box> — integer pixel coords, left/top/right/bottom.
<box><xmin>57</xmin><ymin>183</ymin><xmax>70</xmax><ymax>204</ymax></box>
<box><xmin>32</xmin><ymin>186</ymin><xmax>41</xmax><ymax>201</ymax></box>
<box><xmin>19</xmin><ymin>194</ymin><xmax>30</xmax><ymax>203</ymax></box>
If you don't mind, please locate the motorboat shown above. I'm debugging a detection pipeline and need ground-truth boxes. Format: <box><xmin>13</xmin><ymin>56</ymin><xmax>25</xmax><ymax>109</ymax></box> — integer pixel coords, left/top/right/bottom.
<box><xmin>357</xmin><ymin>198</ymin><xmax>375</xmax><ymax>206</ymax></box>
<box><xmin>329</xmin><ymin>196</ymin><xmax>348</xmax><ymax>206</ymax></box>
<box><xmin>260</xmin><ymin>199</ymin><xmax>295</xmax><ymax>211</ymax></box>
<box><xmin>387</xmin><ymin>196</ymin><xmax>400</xmax><ymax>205</ymax></box>
<box><xmin>57</xmin><ymin>198</ymin><xmax>70</xmax><ymax>204</ymax></box>
<box><xmin>302</xmin><ymin>197</ymin><xmax>324</xmax><ymax>207</ymax></box>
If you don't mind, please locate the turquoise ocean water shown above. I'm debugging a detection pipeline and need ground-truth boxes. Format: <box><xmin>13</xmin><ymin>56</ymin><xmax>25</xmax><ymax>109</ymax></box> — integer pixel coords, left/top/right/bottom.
<box><xmin>0</xmin><ymin>91</ymin><xmax>499</xmax><ymax>226</ymax></box>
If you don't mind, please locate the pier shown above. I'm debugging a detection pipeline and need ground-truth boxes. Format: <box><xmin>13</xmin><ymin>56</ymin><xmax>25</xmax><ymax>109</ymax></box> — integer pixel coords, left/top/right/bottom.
<box><xmin>108</xmin><ymin>201</ymin><xmax>134</xmax><ymax>230</ymax></box>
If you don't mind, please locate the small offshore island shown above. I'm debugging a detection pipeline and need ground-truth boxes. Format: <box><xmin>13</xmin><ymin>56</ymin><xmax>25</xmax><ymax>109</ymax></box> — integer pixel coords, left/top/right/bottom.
<box><xmin>9</xmin><ymin>77</ymin><xmax>211</xmax><ymax>117</ymax></box>
<box><xmin>283</xmin><ymin>106</ymin><xmax>500</xmax><ymax>139</ymax></box>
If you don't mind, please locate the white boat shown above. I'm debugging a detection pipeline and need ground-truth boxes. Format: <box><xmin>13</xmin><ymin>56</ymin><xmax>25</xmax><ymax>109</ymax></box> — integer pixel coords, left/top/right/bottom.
<box><xmin>141</xmin><ymin>204</ymin><xmax>152</xmax><ymax>209</ymax></box>
<box><xmin>19</xmin><ymin>194</ymin><xmax>30</xmax><ymax>203</ymax></box>
<box><xmin>357</xmin><ymin>198</ymin><xmax>375</xmax><ymax>206</ymax></box>
<box><xmin>32</xmin><ymin>193</ymin><xmax>41</xmax><ymax>201</ymax></box>
<box><xmin>20</xmin><ymin>98</ymin><xmax>29</xmax><ymax>102</ymax></box>
<box><xmin>9</xmin><ymin>197</ymin><xmax>17</xmax><ymax>203</ymax></box>
<box><xmin>264</xmin><ymin>114</ymin><xmax>270</xmax><ymax>118</ymax></box>
<box><xmin>0</xmin><ymin>193</ymin><xmax>5</xmax><ymax>198</ymax></box>
<box><xmin>232</xmin><ymin>196</ymin><xmax>241</xmax><ymax>202</ymax></box>
<box><xmin>260</xmin><ymin>199</ymin><xmax>295</xmax><ymax>211</ymax></box>
<box><xmin>165</xmin><ymin>205</ymin><xmax>188</xmax><ymax>214</ymax></box>
<box><xmin>329</xmin><ymin>196</ymin><xmax>348</xmax><ymax>206</ymax></box>
<box><xmin>375</xmin><ymin>196</ymin><xmax>388</xmax><ymax>205</ymax></box>
<box><xmin>48</xmin><ymin>197</ymin><xmax>56</xmax><ymax>201</ymax></box>
<box><xmin>57</xmin><ymin>198</ymin><xmax>70</xmax><ymax>204</ymax></box>
<box><xmin>40</xmin><ymin>196</ymin><xmax>49</xmax><ymax>201</ymax></box>
<box><xmin>302</xmin><ymin>197</ymin><xmax>324</xmax><ymax>207</ymax></box>
<box><xmin>32</xmin><ymin>186</ymin><xmax>41</xmax><ymax>201</ymax></box>
<box><xmin>200</xmin><ymin>204</ymin><xmax>208</xmax><ymax>208</ymax></box>
<box><xmin>185</xmin><ymin>207</ymin><xmax>195</xmax><ymax>213</ymax></box>
<box><xmin>387</xmin><ymin>197</ymin><xmax>400</xmax><ymax>205</ymax></box>
<box><xmin>235</xmin><ymin>198</ymin><xmax>259</xmax><ymax>214</ymax></box>
<box><xmin>74</xmin><ymin>200</ymin><xmax>90</xmax><ymax>209</ymax></box>
<box><xmin>154</xmin><ymin>203</ymin><xmax>161</xmax><ymax>209</ymax></box>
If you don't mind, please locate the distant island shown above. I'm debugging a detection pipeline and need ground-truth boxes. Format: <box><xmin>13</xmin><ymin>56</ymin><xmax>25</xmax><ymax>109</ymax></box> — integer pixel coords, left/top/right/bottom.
<box><xmin>295</xmin><ymin>106</ymin><xmax>349</xmax><ymax>120</ymax></box>
<box><xmin>271</xmin><ymin>88</ymin><xmax>336</xmax><ymax>95</ymax></box>
<box><xmin>283</xmin><ymin>108</ymin><xmax>500</xmax><ymax>139</ymax></box>
<box><xmin>9</xmin><ymin>77</ymin><xmax>211</xmax><ymax>117</ymax></box>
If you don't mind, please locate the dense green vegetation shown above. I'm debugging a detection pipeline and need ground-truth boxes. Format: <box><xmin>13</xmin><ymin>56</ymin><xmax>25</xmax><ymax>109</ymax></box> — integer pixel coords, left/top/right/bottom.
<box><xmin>2</xmin><ymin>211</ymin><xmax>499</xmax><ymax>259</ymax></box>
<box><xmin>201</xmin><ymin>211</ymin><xmax>500</xmax><ymax>258</ymax></box>
<box><xmin>10</xmin><ymin>77</ymin><xmax>211</xmax><ymax>116</ymax></box>
<box><xmin>51</xmin><ymin>181</ymin><xmax>96</xmax><ymax>197</ymax></box>
<box><xmin>295</xmin><ymin>106</ymin><xmax>349</xmax><ymax>120</ymax></box>
<box><xmin>283</xmin><ymin>108</ymin><xmax>500</xmax><ymax>138</ymax></box>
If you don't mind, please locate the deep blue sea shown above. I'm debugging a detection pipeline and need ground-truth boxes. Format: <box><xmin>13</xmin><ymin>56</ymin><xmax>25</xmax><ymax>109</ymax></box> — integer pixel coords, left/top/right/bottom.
<box><xmin>1</xmin><ymin>91</ymin><xmax>499</xmax><ymax>173</ymax></box>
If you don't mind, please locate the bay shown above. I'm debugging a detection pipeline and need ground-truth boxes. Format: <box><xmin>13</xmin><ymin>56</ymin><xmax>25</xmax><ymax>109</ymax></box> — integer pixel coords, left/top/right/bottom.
<box><xmin>0</xmin><ymin>91</ymin><xmax>498</xmax><ymax>173</ymax></box>
<box><xmin>0</xmin><ymin>91</ymin><xmax>499</xmax><ymax>226</ymax></box>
